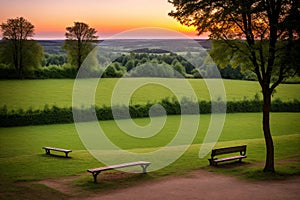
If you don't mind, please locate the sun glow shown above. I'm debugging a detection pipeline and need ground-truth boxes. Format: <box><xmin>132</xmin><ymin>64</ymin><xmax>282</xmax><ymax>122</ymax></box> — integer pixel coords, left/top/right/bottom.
<box><xmin>0</xmin><ymin>0</ymin><xmax>201</xmax><ymax>39</ymax></box>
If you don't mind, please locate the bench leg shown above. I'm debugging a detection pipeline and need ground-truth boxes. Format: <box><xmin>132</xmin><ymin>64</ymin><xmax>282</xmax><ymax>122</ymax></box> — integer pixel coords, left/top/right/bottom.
<box><xmin>65</xmin><ymin>152</ymin><xmax>69</xmax><ymax>158</ymax></box>
<box><xmin>92</xmin><ymin>172</ymin><xmax>101</xmax><ymax>183</ymax></box>
<box><xmin>208</xmin><ymin>159</ymin><xmax>216</xmax><ymax>166</ymax></box>
<box><xmin>141</xmin><ymin>164</ymin><xmax>149</xmax><ymax>174</ymax></box>
<box><xmin>45</xmin><ymin>149</ymin><xmax>50</xmax><ymax>155</ymax></box>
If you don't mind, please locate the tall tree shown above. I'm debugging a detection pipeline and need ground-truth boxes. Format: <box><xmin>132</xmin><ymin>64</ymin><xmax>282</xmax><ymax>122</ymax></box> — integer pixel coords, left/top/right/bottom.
<box><xmin>62</xmin><ymin>22</ymin><xmax>98</xmax><ymax>70</ymax></box>
<box><xmin>0</xmin><ymin>17</ymin><xmax>43</xmax><ymax>78</ymax></box>
<box><xmin>169</xmin><ymin>0</ymin><xmax>300</xmax><ymax>172</ymax></box>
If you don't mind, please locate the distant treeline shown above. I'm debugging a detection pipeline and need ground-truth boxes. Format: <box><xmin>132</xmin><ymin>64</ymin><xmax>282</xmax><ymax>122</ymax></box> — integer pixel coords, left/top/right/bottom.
<box><xmin>0</xmin><ymin>50</ymin><xmax>255</xmax><ymax>80</ymax></box>
<box><xmin>1</xmin><ymin>97</ymin><xmax>299</xmax><ymax>127</ymax></box>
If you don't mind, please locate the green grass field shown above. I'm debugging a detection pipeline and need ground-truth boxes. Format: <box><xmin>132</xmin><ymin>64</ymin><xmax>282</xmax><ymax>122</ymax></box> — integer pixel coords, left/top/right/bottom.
<box><xmin>0</xmin><ymin>113</ymin><xmax>299</xmax><ymax>199</ymax></box>
<box><xmin>0</xmin><ymin>78</ymin><xmax>299</xmax><ymax>110</ymax></box>
<box><xmin>0</xmin><ymin>78</ymin><xmax>299</xmax><ymax>199</ymax></box>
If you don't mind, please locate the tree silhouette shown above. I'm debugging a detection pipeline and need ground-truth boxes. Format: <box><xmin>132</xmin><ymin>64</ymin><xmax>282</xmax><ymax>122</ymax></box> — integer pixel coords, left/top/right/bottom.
<box><xmin>62</xmin><ymin>22</ymin><xmax>98</xmax><ymax>70</ymax></box>
<box><xmin>0</xmin><ymin>17</ymin><xmax>43</xmax><ymax>78</ymax></box>
<box><xmin>169</xmin><ymin>0</ymin><xmax>300</xmax><ymax>172</ymax></box>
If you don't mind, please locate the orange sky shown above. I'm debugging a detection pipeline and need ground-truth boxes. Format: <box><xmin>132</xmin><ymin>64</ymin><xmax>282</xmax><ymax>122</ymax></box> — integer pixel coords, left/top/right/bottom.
<box><xmin>0</xmin><ymin>0</ymin><xmax>205</xmax><ymax>39</ymax></box>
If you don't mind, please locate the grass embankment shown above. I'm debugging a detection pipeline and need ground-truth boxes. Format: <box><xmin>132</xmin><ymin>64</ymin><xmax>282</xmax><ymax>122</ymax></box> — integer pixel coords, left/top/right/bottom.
<box><xmin>0</xmin><ymin>113</ymin><xmax>299</xmax><ymax>199</ymax></box>
<box><xmin>0</xmin><ymin>78</ymin><xmax>299</xmax><ymax>110</ymax></box>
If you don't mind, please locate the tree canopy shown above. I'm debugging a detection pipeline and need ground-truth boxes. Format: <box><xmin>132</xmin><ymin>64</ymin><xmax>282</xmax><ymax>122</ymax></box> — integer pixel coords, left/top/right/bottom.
<box><xmin>169</xmin><ymin>0</ymin><xmax>300</xmax><ymax>172</ymax></box>
<box><xmin>62</xmin><ymin>22</ymin><xmax>98</xmax><ymax>70</ymax></box>
<box><xmin>0</xmin><ymin>17</ymin><xmax>43</xmax><ymax>78</ymax></box>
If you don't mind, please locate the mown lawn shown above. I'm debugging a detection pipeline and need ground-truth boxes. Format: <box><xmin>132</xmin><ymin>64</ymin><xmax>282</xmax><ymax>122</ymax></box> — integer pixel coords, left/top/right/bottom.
<box><xmin>0</xmin><ymin>113</ymin><xmax>299</xmax><ymax>199</ymax></box>
<box><xmin>0</xmin><ymin>78</ymin><xmax>299</xmax><ymax>110</ymax></box>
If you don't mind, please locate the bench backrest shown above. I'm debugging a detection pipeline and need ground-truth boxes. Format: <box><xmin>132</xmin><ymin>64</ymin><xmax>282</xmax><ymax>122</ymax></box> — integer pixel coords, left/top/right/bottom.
<box><xmin>211</xmin><ymin>145</ymin><xmax>246</xmax><ymax>157</ymax></box>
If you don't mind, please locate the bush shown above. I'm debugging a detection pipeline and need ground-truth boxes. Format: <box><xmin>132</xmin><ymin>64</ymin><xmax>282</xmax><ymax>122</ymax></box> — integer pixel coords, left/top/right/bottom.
<box><xmin>0</xmin><ymin>64</ymin><xmax>78</xmax><ymax>79</ymax></box>
<box><xmin>0</xmin><ymin>66</ymin><xmax>19</xmax><ymax>79</ymax></box>
<box><xmin>0</xmin><ymin>97</ymin><xmax>299</xmax><ymax>127</ymax></box>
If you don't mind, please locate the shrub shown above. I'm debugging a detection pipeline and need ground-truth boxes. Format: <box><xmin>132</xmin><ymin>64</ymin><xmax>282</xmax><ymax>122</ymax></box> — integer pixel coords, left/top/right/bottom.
<box><xmin>0</xmin><ymin>97</ymin><xmax>299</xmax><ymax>127</ymax></box>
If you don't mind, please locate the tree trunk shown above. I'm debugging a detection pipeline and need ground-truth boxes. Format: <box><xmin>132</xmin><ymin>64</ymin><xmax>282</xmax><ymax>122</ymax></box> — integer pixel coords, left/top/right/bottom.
<box><xmin>77</xmin><ymin>40</ymin><xmax>82</xmax><ymax>71</ymax></box>
<box><xmin>19</xmin><ymin>40</ymin><xmax>23</xmax><ymax>79</ymax></box>
<box><xmin>262</xmin><ymin>89</ymin><xmax>275</xmax><ymax>173</ymax></box>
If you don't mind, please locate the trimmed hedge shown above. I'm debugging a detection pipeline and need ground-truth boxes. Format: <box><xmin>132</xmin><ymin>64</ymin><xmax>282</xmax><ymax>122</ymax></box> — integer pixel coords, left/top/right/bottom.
<box><xmin>0</xmin><ymin>98</ymin><xmax>299</xmax><ymax>127</ymax></box>
<box><xmin>0</xmin><ymin>65</ymin><xmax>78</xmax><ymax>79</ymax></box>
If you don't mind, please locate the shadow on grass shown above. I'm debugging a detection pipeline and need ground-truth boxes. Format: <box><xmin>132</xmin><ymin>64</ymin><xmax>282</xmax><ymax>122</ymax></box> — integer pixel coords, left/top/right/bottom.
<box><xmin>204</xmin><ymin>160</ymin><xmax>300</xmax><ymax>181</ymax></box>
<box><xmin>73</xmin><ymin>171</ymin><xmax>153</xmax><ymax>191</ymax></box>
<box><xmin>210</xmin><ymin>161</ymin><xmax>251</xmax><ymax>169</ymax></box>
<box><xmin>0</xmin><ymin>182</ymin><xmax>69</xmax><ymax>200</ymax></box>
<box><xmin>41</xmin><ymin>154</ymin><xmax>72</xmax><ymax>159</ymax></box>
<box><xmin>242</xmin><ymin>169</ymin><xmax>300</xmax><ymax>180</ymax></box>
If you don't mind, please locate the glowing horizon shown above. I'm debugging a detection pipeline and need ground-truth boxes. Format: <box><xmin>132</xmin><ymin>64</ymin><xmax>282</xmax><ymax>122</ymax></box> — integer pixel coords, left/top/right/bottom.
<box><xmin>0</xmin><ymin>0</ymin><xmax>206</xmax><ymax>40</ymax></box>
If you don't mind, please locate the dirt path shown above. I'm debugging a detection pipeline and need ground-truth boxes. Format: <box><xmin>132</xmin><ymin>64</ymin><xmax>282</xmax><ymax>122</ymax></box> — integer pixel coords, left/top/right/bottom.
<box><xmin>39</xmin><ymin>176</ymin><xmax>83</xmax><ymax>196</ymax></box>
<box><xmin>65</xmin><ymin>170</ymin><xmax>300</xmax><ymax>200</ymax></box>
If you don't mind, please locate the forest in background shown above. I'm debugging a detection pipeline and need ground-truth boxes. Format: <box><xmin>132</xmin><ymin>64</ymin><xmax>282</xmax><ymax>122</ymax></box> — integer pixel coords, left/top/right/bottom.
<box><xmin>0</xmin><ymin>39</ymin><xmax>257</xmax><ymax>80</ymax></box>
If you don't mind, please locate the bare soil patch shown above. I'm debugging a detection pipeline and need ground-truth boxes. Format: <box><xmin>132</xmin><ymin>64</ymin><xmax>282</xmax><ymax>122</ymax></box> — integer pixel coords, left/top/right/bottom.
<box><xmin>39</xmin><ymin>175</ymin><xmax>83</xmax><ymax>196</ymax></box>
<box><xmin>39</xmin><ymin>169</ymin><xmax>300</xmax><ymax>200</ymax></box>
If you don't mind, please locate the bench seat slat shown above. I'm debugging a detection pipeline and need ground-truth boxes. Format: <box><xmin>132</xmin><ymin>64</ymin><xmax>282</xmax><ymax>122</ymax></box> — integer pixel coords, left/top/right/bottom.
<box><xmin>88</xmin><ymin>161</ymin><xmax>151</xmax><ymax>173</ymax></box>
<box><xmin>214</xmin><ymin>155</ymin><xmax>247</xmax><ymax>163</ymax></box>
<box><xmin>43</xmin><ymin>147</ymin><xmax>72</xmax><ymax>152</ymax></box>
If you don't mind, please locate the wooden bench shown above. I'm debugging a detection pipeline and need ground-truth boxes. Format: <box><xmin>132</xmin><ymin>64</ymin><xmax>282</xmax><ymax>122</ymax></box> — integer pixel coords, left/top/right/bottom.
<box><xmin>43</xmin><ymin>147</ymin><xmax>72</xmax><ymax>158</ymax></box>
<box><xmin>208</xmin><ymin>145</ymin><xmax>247</xmax><ymax>166</ymax></box>
<box><xmin>87</xmin><ymin>161</ymin><xmax>151</xmax><ymax>183</ymax></box>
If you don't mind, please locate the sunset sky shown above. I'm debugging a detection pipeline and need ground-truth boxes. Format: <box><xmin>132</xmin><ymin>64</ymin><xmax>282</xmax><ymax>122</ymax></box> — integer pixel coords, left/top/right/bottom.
<box><xmin>0</xmin><ymin>0</ymin><xmax>204</xmax><ymax>39</ymax></box>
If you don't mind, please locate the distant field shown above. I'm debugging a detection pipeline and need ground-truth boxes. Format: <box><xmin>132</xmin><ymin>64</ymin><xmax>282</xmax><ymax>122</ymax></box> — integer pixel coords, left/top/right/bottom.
<box><xmin>0</xmin><ymin>78</ymin><xmax>299</xmax><ymax>110</ymax></box>
<box><xmin>0</xmin><ymin>113</ymin><xmax>299</xmax><ymax>198</ymax></box>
